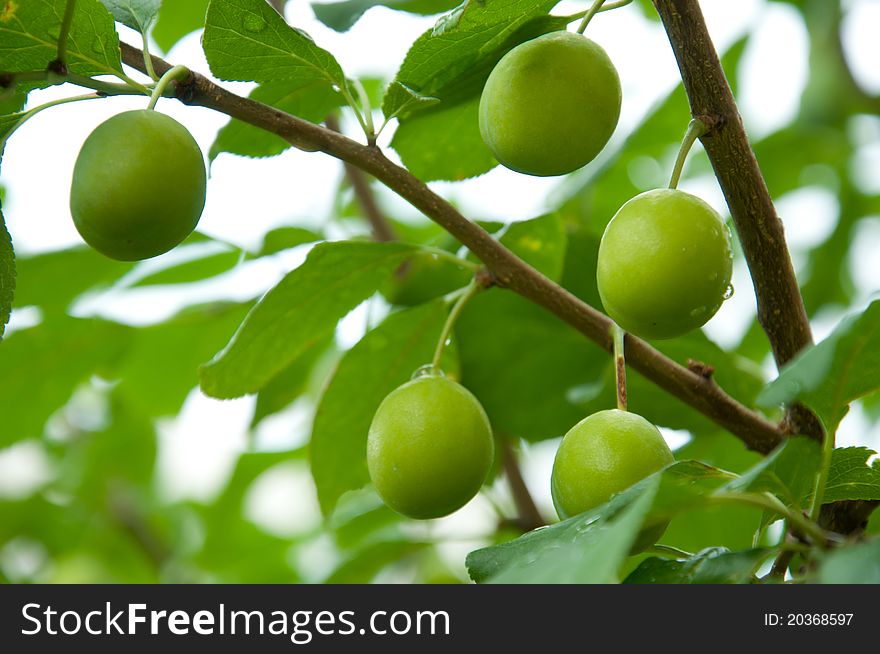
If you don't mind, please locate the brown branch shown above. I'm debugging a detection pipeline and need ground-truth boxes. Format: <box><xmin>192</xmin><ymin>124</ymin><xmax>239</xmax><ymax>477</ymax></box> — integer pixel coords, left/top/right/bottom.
<box><xmin>652</xmin><ymin>0</ymin><xmax>813</xmax><ymax>369</ymax></box>
<box><xmin>119</xmin><ymin>43</ymin><xmax>783</xmax><ymax>454</ymax></box>
<box><xmin>325</xmin><ymin>114</ymin><xmax>396</xmax><ymax>242</ymax></box>
<box><xmin>652</xmin><ymin>0</ymin><xmax>878</xmax><ymax>533</ymax></box>
<box><xmin>501</xmin><ymin>439</ymin><xmax>546</xmax><ymax>532</ymax></box>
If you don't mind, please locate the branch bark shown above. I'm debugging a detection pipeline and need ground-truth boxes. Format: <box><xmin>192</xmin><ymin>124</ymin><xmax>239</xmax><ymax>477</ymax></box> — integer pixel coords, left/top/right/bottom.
<box><xmin>501</xmin><ymin>439</ymin><xmax>546</xmax><ymax>532</ymax></box>
<box><xmin>652</xmin><ymin>0</ymin><xmax>813</xmax><ymax>369</ymax></box>
<box><xmin>119</xmin><ymin>42</ymin><xmax>783</xmax><ymax>455</ymax></box>
<box><xmin>652</xmin><ymin>0</ymin><xmax>876</xmax><ymax>532</ymax></box>
<box><xmin>652</xmin><ymin>0</ymin><xmax>823</xmax><ymax>441</ymax></box>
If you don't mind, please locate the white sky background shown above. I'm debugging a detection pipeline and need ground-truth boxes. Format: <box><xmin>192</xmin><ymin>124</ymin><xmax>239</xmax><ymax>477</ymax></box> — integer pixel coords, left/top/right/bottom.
<box><xmin>2</xmin><ymin>1</ymin><xmax>880</xmax><ymax>562</ymax></box>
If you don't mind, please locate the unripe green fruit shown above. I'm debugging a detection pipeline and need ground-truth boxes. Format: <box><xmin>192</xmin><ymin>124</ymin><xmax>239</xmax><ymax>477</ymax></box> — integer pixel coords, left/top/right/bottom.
<box><xmin>70</xmin><ymin>110</ymin><xmax>207</xmax><ymax>261</ymax></box>
<box><xmin>367</xmin><ymin>374</ymin><xmax>494</xmax><ymax>520</ymax></box>
<box><xmin>597</xmin><ymin>189</ymin><xmax>733</xmax><ymax>340</ymax></box>
<box><xmin>551</xmin><ymin>409</ymin><xmax>673</xmax><ymax>520</ymax></box>
<box><xmin>478</xmin><ymin>31</ymin><xmax>621</xmax><ymax>176</ymax></box>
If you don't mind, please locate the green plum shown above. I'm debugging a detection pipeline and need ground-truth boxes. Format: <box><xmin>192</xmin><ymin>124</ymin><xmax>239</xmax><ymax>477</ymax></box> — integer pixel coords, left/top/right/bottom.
<box><xmin>551</xmin><ymin>409</ymin><xmax>673</xmax><ymax>520</ymax></box>
<box><xmin>367</xmin><ymin>373</ymin><xmax>494</xmax><ymax>520</ymax></box>
<box><xmin>479</xmin><ymin>30</ymin><xmax>621</xmax><ymax>176</ymax></box>
<box><xmin>597</xmin><ymin>189</ymin><xmax>733</xmax><ymax>340</ymax></box>
<box><xmin>70</xmin><ymin>109</ymin><xmax>207</xmax><ymax>261</ymax></box>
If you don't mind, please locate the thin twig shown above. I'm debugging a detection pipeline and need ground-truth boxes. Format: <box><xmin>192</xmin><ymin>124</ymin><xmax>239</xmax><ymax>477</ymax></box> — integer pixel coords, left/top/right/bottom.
<box><xmin>501</xmin><ymin>440</ymin><xmax>546</xmax><ymax>532</ymax></box>
<box><xmin>325</xmin><ymin>114</ymin><xmax>396</xmax><ymax>242</ymax></box>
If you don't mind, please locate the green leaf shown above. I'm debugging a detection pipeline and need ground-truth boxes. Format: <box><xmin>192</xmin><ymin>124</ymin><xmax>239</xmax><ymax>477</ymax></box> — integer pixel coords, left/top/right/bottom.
<box><xmin>0</xmin><ymin>317</ymin><xmax>132</xmax><ymax>447</ymax></box>
<box><xmin>624</xmin><ymin>547</ymin><xmax>768</xmax><ymax>584</ymax></box>
<box><xmin>0</xmin><ymin>206</ymin><xmax>14</xmax><ymax>339</ymax></box>
<box><xmin>381</xmin><ymin>81</ymin><xmax>439</xmax><ymax>121</ymax></box>
<box><xmin>312</xmin><ymin>0</ymin><xmax>461</xmax><ymax>32</ymax></box>
<box><xmin>311</xmin><ymin>299</ymin><xmax>450</xmax><ymax>515</ymax></box>
<box><xmin>758</xmin><ymin>301</ymin><xmax>880</xmax><ymax>432</ymax></box>
<box><xmin>722</xmin><ymin>436</ymin><xmax>821</xmax><ymax>507</ymax></box>
<box><xmin>131</xmin><ymin>249</ymin><xmax>241</xmax><ymax>287</ymax></box>
<box><xmin>823</xmin><ymin>447</ymin><xmax>880</xmax><ymax>503</ymax></box>
<box><xmin>118</xmin><ymin>302</ymin><xmax>252</xmax><ymax>417</ymax></box>
<box><xmin>815</xmin><ymin>538</ymin><xmax>880</xmax><ymax>584</ymax></box>
<box><xmin>469</xmin><ymin>477</ymin><xmax>659</xmax><ymax>584</ymax></box>
<box><xmin>382</xmin><ymin>0</ymin><xmax>564</xmax><ymax>120</ymax></box>
<box><xmin>251</xmin><ymin>334</ymin><xmax>332</xmax><ymax>428</ymax></box>
<box><xmin>467</xmin><ymin>461</ymin><xmax>736</xmax><ymax>583</ymax></box>
<box><xmin>152</xmin><ymin>0</ymin><xmax>210</xmax><ymax>53</ymax></box>
<box><xmin>0</xmin><ymin>110</ymin><xmax>27</xmax><ymax>161</ymax></box>
<box><xmin>100</xmin><ymin>0</ymin><xmax>160</xmax><ymax>33</ymax></box>
<box><xmin>0</xmin><ymin>0</ymin><xmax>123</xmax><ymax>76</ymax></box>
<box><xmin>203</xmin><ymin>0</ymin><xmax>345</xmax><ymax>87</ymax></box>
<box><xmin>247</xmin><ymin>226</ymin><xmax>324</xmax><ymax>258</ymax></box>
<box><xmin>325</xmin><ymin>540</ymin><xmax>430</xmax><ymax>583</ymax></box>
<box><xmin>13</xmin><ymin>246</ymin><xmax>134</xmax><ymax>315</ymax></box>
<box><xmin>391</xmin><ymin>98</ymin><xmax>495</xmax><ymax>181</ymax></box>
<box><xmin>199</xmin><ymin>240</ymin><xmax>415</xmax><ymax>398</ymax></box>
<box><xmin>209</xmin><ymin>80</ymin><xmax>343</xmax><ymax>162</ymax></box>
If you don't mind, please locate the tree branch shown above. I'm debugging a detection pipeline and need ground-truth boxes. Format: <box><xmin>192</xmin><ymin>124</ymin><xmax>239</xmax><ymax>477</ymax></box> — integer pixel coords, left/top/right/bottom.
<box><xmin>118</xmin><ymin>43</ymin><xmax>783</xmax><ymax>454</ymax></box>
<box><xmin>652</xmin><ymin>0</ymin><xmax>877</xmax><ymax>532</ymax></box>
<box><xmin>501</xmin><ymin>439</ymin><xmax>546</xmax><ymax>532</ymax></box>
<box><xmin>652</xmin><ymin>0</ymin><xmax>813</xmax><ymax>369</ymax></box>
<box><xmin>325</xmin><ymin>114</ymin><xmax>396</xmax><ymax>242</ymax></box>
<box><xmin>652</xmin><ymin>0</ymin><xmax>823</xmax><ymax>443</ymax></box>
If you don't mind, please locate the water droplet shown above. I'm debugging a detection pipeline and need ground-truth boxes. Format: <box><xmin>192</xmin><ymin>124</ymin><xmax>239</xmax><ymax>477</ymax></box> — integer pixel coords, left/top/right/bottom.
<box><xmin>47</xmin><ymin>23</ymin><xmax>62</xmax><ymax>39</ymax></box>
<box><xmin>723</xmin><ymin>284</ymin><xmax>734</xmax><ymax>300</ymax></box>
<box><xmin>242</xmin><ymin>14</ymin><xmax>267</xmax><ymax>33</ymax></box>
<box><xmin>689</xmin><ymin>306</ymin><xmax>706</xmax><ymax>318</ymax></box>
<box><xmin>411</xmin><ymin>364</ymin><xmax>443</xmax><ymax>380</ymax></box>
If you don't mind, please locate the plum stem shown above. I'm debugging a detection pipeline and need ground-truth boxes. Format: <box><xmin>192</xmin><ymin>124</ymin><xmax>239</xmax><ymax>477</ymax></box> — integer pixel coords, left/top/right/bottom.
<box><xmin>0</xmin><ymin>93</ymin><xmax>102</xmax><ymax>155</ymax></box>
<box><xmin>147</xmin><ymin>65</ymin><xmax>190</xmax><ymax>110</ymax></box>
<box><xmin>668</xmin><ymin>118</ymin><xmax>708</xmax><ymax>189</ymax></box>
<box><xmin>613</xmin><ymin>322</ymin><xmax>627</xmax><ymax>411</ymax></box>
<box><xmin>575</xmin><ymin>0</ymin><xmax>633</xmax><ymax>34</ymax></box>
<box><xmin>432</xmin><ymin>279</ymin><xmax>483</xmax><ymax>373</ymax></box>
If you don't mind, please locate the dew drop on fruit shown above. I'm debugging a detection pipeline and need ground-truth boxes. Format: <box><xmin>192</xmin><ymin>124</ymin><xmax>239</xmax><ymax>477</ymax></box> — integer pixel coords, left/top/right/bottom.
<box><xmin>242</xmin><ymin>14</ymin><xmax>268</xmax><ymax>33</ymax></box>
<box><xmin>689</xmin><ymin>306</ymin><xmax>706</xmax><ymax>318</ymax></box>
<box><xmin>411</xmin><ymin>364</ymin><xmax>443</xmax><ymax>380</ymax></box>
<box><xmin>723</xmin><ymin>284</ymin><xmax>734</xmax><ymax>300</ymax></box>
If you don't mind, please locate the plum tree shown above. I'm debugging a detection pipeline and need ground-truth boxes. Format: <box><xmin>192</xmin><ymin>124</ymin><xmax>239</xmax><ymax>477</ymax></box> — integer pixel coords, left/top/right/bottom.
<box><xmin>70</xmin><ymin>109</ymin><xmax>207</xmax><ymax>261</ymax></box>
<box><xmin>596</xmin><ymin>189</ymin><xmax>733</xmax><ymax>340</ymax></box>
<box><xmin>367</xmin><ymin>373</ymin><xmax>494</xmax><ymax>519</ymax></box>
<box><xmin>479</xmin><ymin>30</ymin><xmax>621</xmax><ymax>176</ymax></box>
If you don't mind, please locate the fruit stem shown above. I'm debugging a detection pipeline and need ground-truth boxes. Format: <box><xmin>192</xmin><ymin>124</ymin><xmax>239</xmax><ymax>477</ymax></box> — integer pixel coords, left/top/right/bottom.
<box><xmin>56</xmin><ymin>0</ymin><xmax>78</xmax><ymax>65</ymax></box>
<box><xmin>420</xmin><ymin>246</ymin><xmax>481</xmax><ymax>273</ymax></box>
<box><xmin>0</xmin><ymin>93</ymin><xmax>102</xmax><ymax>155</ymax></box>
<box><xmin>432</xmin><ymin>279</ymin><xmax>483</xmax><ymax>372</ymax></box>
<box><xmin>711</xmin><ymin>491</ymin><xmax>833</xmax><ymax>546</ymax></box>
<box><xmin>668</xmin><ymin>118</ymin><xmax>708</xmax><ymax>189</ymax></box>
<box><xmin>646</xmin><ymin>544</ymin><xmax>693</xmax><ymax>559</ymax></box>
<box><xmin>142</xmin><ymin>32</ymin><xmax>160</xmax><ymax>82</ymax></box>
<box><xmin>808</xmin><ymin>417</ymin><xmax>833</xmax><ymax>522</ymax></box>
<box><xmin>612</xmin><ymin>322</ymin><xmax>627</xmax><ymax>411</ymax></box>
<box><xmin>147</xmin><ymin>65</ymin><xmax>190</xmax><ymax>110</ymax></box>
<box><xmin>340</xmin><ymin>82</ymin><xmax>373</xmax><ymax>143</ymax></box>
<box><xmin>351</xmin><ymin>79</ymin><xmax>376</xmax><ymax>144</ymax></box>
<box><xmin>577</xmin><ymin>0</ymin><xmax>607</xmax><ymax>34</ymax></box>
